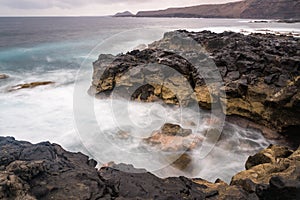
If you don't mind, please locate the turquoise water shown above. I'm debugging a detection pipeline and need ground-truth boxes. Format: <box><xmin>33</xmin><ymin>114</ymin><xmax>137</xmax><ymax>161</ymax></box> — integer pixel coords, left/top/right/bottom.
<box><xmin>0</xmin><ymin>17</ymin><xmax>298</xmax><ymax>182</ymax></box>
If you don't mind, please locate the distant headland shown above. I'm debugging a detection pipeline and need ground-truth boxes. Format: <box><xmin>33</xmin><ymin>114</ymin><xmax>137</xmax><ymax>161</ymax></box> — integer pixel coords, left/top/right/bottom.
<box><xmin>114</xmin><ymin>0</ymin><xmax>300</xmax><ymax>19</ymax></box>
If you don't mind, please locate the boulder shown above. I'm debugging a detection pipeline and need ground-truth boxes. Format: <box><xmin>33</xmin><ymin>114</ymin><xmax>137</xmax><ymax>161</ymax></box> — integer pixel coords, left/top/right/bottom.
<box><xmin>231</xmin><ymin>145</ymin><xmax>300</xmax><ymax>199</ymax></box>
<box><xmin>144</xmin><ymin>123</ymin><xmax>203</xmax><ymax>152</ymax></box>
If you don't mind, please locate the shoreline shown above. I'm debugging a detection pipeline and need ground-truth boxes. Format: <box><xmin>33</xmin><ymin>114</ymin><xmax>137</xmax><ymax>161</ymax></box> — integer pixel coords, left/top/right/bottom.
<box><xmin>1</xmin><ymin>136</ymin><xmax>299</xmax><ymax>199</ymax></box>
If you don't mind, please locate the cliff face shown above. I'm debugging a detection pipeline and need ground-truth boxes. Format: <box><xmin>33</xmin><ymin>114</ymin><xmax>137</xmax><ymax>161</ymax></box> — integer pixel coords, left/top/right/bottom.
<box><xmin>240</xmin><ymin>0</ymin><xmax>300</xmax><ymax>19</ymax></box>
<box><xmin>135</xmin><ymin>0</ymin><xmax>300</xmax><ymax>19</ymax></box>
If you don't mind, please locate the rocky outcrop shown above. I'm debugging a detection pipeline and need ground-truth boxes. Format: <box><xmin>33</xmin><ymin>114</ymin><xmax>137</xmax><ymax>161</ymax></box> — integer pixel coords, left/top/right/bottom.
<box><xmin>180</xmin><ymin>30</ymin><xmax>300</xmax><ymax>133</ymax></box>
<box><xmin>143</xmin><ymin>123</ymin><xmax>203</xmax><ymax>171</ymax></box>
<box><xmin>1</xmin><ymin>137</ymin><xmax>299</xmax><ymax>199</ymax></box>
<box><xmin>0</xmin><ymin>137</ymin><xmax>103</xmax><ymax>200</ymax></box>
<box><xmin>0</xmin><ymin>74</ymin><xmax>9</xmax><ymax>79</ymax></box>
<box><xmin>8</xmin><ymin>81</ymin><xmax>55</xmax><ymax>92</ymax></box>
<box><xmin>90</xmin><ymin>30</ymin><xmax>300</xmax><ymax>137</ymax></box>
<box><xmin>231</xmin><ymin>144</ymin><xmax>300</xmax><ymax>200</ymax></box>
<box><xmin>134</xmin><ymin>0</ymin><xmax>300</xmax><ymax>19</ymax></box>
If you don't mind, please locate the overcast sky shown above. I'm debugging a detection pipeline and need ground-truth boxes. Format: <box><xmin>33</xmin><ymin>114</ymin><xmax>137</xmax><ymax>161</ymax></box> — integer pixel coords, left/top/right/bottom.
<box><xmin>0</xmin><ymin>0</ymin><xmax>242</xmax><ymax>16</ymax></box>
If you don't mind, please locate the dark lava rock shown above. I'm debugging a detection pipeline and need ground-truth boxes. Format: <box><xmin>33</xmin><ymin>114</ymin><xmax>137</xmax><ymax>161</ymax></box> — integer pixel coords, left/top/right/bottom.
<box><xmin>90</xmin><ymin>30</ymin><xmax>300</xmax><ymax>137</ymax></box>
<box><xmin>0</xmin><ymin>136</ymin><xmax>105</xmax><ymax>200</ymax></box>
<box><xmin>1</xmin><ymin>137</ymin><xmax>300</xmax><ymax>199</ymax></box>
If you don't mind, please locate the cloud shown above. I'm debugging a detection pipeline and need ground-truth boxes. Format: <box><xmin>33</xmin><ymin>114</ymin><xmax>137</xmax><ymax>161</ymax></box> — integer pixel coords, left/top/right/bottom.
<box><xmin>0</xmin><ymin>0</ymin><xmax>92</xmax><ymax>9</ymax></box>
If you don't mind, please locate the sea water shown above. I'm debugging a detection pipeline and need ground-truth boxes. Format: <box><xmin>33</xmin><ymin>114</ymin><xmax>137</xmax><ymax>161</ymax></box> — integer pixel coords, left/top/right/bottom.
<box><xmin>0</xmin><ymin>17</ymin><xmax>299</xmax><ymax>182</ymax></box>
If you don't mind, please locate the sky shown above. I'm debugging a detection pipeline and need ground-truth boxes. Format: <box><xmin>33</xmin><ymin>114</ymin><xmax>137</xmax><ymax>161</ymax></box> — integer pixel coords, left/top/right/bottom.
<box><xmin>0</xmin><ymin>0</ymin><xmax>243</xmax><ymax>16</ymax></box>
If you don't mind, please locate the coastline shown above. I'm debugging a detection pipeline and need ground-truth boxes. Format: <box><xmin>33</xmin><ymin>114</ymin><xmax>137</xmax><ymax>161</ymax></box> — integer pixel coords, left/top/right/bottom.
<box><xmin>1</xmin><ymin>17</ymin><xmax>299</xmax><ymax>199</ymax></box>
<box><xmin>1</xmin><ymin>136</ymin><xmax>299</xmax><ymax>199</ymax></box>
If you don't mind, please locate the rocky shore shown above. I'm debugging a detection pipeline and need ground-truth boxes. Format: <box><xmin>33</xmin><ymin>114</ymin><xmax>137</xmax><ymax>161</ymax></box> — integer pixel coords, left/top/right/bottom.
<box><xmin>90</xmin><ymin>30</ymin><xmax>300</xmax><ymax>146</ymax></box>
<box><xmin>0</xmin><ymin>136</ymin><xmax>299</xmax><ymax>199</ymax></box>
<box><xmin>2</xmin><ymin>30</ymin><xmax>299</xmax><ymax>199</ymax></box>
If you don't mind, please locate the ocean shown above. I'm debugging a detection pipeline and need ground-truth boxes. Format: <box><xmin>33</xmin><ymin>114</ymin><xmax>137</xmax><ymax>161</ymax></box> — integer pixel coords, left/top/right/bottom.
<box><xmin>0</xmin><ymin>17</ymin><xmax>299</xmax><ymax>182</ymax></box>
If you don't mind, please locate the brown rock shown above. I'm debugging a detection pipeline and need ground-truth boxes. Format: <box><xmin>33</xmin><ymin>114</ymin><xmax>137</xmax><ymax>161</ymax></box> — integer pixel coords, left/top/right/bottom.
<box><xmin>170</xmin><ymin>153</ymin><xmax>192</xmax><ymax>171</ymax></box>
<box><xmin>8</xmin><ymin>81</ymin><xmax>55</xmax><ymax>92</ymax></box>
<box><xmin>231</xmin><ymin>145</ymin><xmax>300</xmax><ymax>198</ymax></box>
<box><xmin>144</xmin><ymin>123</ymin><xmax>203</xmax><ymax>152</ymax></box>
<box><xmin>0</xmin><ymin>74</ymin><xmax>9</xmax><ymax>79</ymax></box>
<box><xmin>161</xmin><ymin>123</ymin><xmax>192</xmax><ymax>137</ymax></box>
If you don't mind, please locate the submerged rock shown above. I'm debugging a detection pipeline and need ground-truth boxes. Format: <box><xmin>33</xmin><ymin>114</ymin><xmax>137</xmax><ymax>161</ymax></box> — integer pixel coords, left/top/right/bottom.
<box><xmin>1</xmin><ymin>136</ymin><xmax>299</xmax><ymax>199</ymax></box>
<box><xmin>8</xmin><ymin>81</ymin><xmax>55</xmax><ymax>92</ymax></box>
<box><xmin>144</xmin><ymin>123</ymin><xmax>203</xmax><ymax>152</ymax></box>
<box><xmin>161</xmin><ymin>123</ymin><xmax>192</xmax><ymax>137</ymax></box>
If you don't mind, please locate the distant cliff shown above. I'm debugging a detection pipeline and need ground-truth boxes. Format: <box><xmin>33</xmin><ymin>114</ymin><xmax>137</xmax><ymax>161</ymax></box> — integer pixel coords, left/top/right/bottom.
<box><xmin>134</xmin><ymin>0</ymin><xmax>300</xmax><ymax>19</ymax></box>
<box><xmin>114</xmin><ymin>11</ymin><xmax>134</xmax><ymax>17</ymax></box>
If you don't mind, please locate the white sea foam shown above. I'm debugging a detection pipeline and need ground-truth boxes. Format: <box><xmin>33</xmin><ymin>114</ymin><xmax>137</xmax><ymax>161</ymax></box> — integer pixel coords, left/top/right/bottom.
<box><xmin>0</xmin><ymin>65</ymin><xmax>270</xmax><ymax>184</ymax></box>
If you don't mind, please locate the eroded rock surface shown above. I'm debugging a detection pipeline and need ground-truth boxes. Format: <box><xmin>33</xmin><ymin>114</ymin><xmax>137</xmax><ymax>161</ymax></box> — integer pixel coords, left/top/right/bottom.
<box><xmin>0</xmin><ymin>137</ymin><xmax>104</xmax><ymax>200</ymax></box>
<box><xmin>90</xmin><ymin>30</ymin><xmax>300</xmax><ymax>135</ymax></box>
<box><xmin>231</xmin><ymin>144</ymin><xmax>300</xmax><ymax>199</ymax></box>
<box><xmin>1</xmin><ymin>137</ymin><xmax>299</xmax><ymax>199</ymax></box>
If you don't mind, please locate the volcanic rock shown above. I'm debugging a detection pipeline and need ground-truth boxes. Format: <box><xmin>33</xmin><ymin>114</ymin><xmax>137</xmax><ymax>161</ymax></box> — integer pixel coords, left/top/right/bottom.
<box><xmin>231</xmin><ymin>145</ymin><xmax>300</xmax><ymax>199</ymax></box>
<box><xmin>8</xmin><ymin>81</ymin><xmax>55</xmax><ymax>92</ymax></box>
<box><xmin>1</xmin><ymin>136</ymin><xmax>299</xmax><ymax>199</ymax></box>
<box><xmin>144</xmin><ymin>123</ymin><xmax>203</xmax><ymax>152</ymax></box>
<box><xmin>90</xmin><ymin>30</ymin><xmax>300</xmax><ymax>135</ymax></box>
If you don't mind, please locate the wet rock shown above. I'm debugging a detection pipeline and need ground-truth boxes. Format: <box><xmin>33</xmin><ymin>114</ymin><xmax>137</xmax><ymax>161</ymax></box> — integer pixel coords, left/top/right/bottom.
<box><xmin>193</xmin><ymin>178</ymin><xmax>259</xmax><ymax>200</ymax></box>
<box><xmin>0</xmin><ymin>74</ymin><xmax>9</xmax><ymax>79</ymax></box>
<box><xmin>231</xmin><ymin>145</ymin><xmax>300</xmax><ymax>199</ymax></box>
<box><xmin>1</xmin><ymin>137</ymin><xmax>299</xmax><ymax>199</ymax></box>
<box><xmin>245</xmin><ymin>145</ymin><xmax>293</xmax><ymax>170</ymax></box>
<box><xmin>0</xmin><ymin>136</ymin><xmax>105</xmax><ymax>199</ymax></box>
<box><xmin>170</xmin><ymin>153</ymin><xmax>192</xmax><ymax>171</ymax></box>
<box><xmin>161</xmin><ymin>123</ymin><xmax>192</xmax><ymax>137</ymax></box>
<box><xmin>99</xmin><ymin>164</ymin><xmax>206</xmax><ymax>200</ymax></box>
<box><xmin>8</xmin><ymin>81</ymin><xmax>55</xmax><ymax>92</ymax></box>
<box><xmin>90</xmin><ymin>30</ymin><xmax>300</xmax><ymax>134</ymax></box>
<box><xmin>144</xmin><ymin>123</ymin><xmax>203</xmax><ymax>152</ymax></box>
<box><xmin>257</xmin><ymin>176</ymin><xmax>300</xmax><ymax>200</ymax></box>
